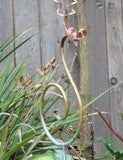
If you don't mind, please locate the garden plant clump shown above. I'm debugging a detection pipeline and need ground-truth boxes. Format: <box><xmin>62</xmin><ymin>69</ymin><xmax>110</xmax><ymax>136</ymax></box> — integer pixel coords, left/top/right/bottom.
<box><xmin>0</xmin><ymin>3</ymin><xmax>123</xmax><ymax>159</ymax></box>
<box><xmin>0</xmin><ymin>32</ymin><xmax>89</xmax><ymax>160</ymax></box>
<box><xmin>0</xmin><ymin>32</ymin><xmax>62</xmax><ymax>159</ymax></box>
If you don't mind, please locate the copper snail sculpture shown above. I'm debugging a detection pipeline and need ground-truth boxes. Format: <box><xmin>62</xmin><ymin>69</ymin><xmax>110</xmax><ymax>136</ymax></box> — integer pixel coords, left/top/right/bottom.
<box><xmin>40</xmin><ymin>0</ymin><xmax>87</xmax><ymax>159</ymax></box>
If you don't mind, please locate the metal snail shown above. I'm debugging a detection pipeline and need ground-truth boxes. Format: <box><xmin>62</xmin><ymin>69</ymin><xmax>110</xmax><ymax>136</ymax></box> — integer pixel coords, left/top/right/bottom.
<box><xmin>40</xmin><ymin>0</ymin><xmax>87</xmax><ymax>159</ymax></box>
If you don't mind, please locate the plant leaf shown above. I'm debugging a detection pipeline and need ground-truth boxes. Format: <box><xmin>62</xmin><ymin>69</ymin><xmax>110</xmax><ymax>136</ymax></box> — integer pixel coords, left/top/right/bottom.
<box><xmin>103</xmin><ymin>139</ymin><xmax>117</xmax><ymax>154</ymax></box>
<box><xmin>83</xmin><ymin>81</ymin><xmax>123</xmax><ymax>109</ymax></box>
<box><xmin>0</xmin><ymin>32</ymin><xmax>22</xmax><ymax>52</ymax></box>
<box><xmin>2</xmin><ymin>135</ymin><xmax>39</xmax><ymax>160</ymax></box>
<box><xmin>0</xmin><ymin>34</ymin><xmax>34</xmax><ymax>63</ymax></box>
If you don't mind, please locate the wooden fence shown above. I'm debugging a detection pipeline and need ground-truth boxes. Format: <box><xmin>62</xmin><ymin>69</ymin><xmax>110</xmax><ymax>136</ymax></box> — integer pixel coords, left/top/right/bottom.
<box><xmin>0</xmin><ymin>0</ymin><xmax>123</xmax><ymax>158</ymax></box>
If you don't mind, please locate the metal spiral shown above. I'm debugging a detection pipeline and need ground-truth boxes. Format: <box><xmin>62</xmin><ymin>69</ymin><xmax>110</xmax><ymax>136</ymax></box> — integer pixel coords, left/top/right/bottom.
<box><xmin>40</xmin><ymin>0</ymin><xmax>87</xmax><ymax>159</ymax></box>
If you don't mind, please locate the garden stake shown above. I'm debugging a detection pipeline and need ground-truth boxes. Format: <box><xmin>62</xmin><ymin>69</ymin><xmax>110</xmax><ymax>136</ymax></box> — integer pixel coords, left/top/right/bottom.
<box><xmin>40</xmin><ymin>0</ymin><xmax>87</xmax><ymax>159</ymax></box>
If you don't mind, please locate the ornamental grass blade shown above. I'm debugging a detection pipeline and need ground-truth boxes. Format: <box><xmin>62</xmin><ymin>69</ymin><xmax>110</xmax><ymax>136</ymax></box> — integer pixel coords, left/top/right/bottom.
<box><xmin>0</xmin><ymin>32</ymin><xmax>22</xmax><ymax>52</ymax></box>
<box><xmin>2</xmin><ymin>135</ymin><xmax>38</xmax><ymax>160</ymax></box>
<box><xmin>0</xmin><ymin>126</ymin><xmax>8</xmax><ymax>157</ymax></box>
<box><xmin>12</xmin><ymin>56</ymin><xmax>30</xmax><ymax>89</ymax></box>
<box><xmin>0</xmin><ymin>55</ymin><xmax>11</xmax><ymax>92</ymax></box>
<box><xmin>9</xmin><ymin>95</ymin><xmax>26</xmax><ymax>133</ymax></box>
<box><xmin>83</xmin><ymin>81</ymin><xmax>123</xmax><ymax>110</ymax></box>
<box><xmin>0</xmin><ymin>34</ymin><xmax>35</xmax><ymax>63</ymax></box>
<box><xmin>0</xmin><ymin>34</ymin><xmax>40</xmax><ymax>96</ymax></box>
<box><xmin>0</xmin><ymin>34</ymin><xmax>34</xmax><ymax>63</ymax></box>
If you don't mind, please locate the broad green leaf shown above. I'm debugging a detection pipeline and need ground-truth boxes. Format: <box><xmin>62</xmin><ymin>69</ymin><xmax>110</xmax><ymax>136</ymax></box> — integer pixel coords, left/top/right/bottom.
<box><xmin>30</xmin><ymin>150</ymin><xmax>73</xmax><ymax>160</ymax></box>
<box><xmin>30</xmin><ymin>152</ymin><xmax>55</xmax><ymax>160</ymax></box>
<box><xmin>104</xmin><ymin>151</ymin><xmax>113</xmax><ymax>159</ymax></box>
<box><xmin>117</xmin><ymin>149</ymin><xmax>123</xmax><ymax>154</ymax></box>
<box><xmin>103</xmin><ymin>139</ymin><xmax>117</xmax><ymax>154</ymax></box>
<box><xmin>115</xmin><ymin>152</ymin><xmax>123</xmax><ymax>160</ymax></box>
<box><xmin>115</xmin><ymin>149</ymin><xmax>123</xmax><ymax>160</ymax></box>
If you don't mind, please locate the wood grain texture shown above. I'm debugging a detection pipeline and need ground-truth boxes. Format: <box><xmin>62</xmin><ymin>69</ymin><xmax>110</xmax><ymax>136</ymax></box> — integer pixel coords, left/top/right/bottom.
<box><xmin>39</xmin><ymin>0</ymin><xmax>79</xmax><ymax>77</ymax></box>
<box><xmin>0</xmin><ymin>1</ymin><xmax>13</xmax><ymax>45</ymax></box>
<box><xmin>39</xmin><ymin>0</ymin><xmax>64</xmax><ymax>67</ymax></box>
<box><xmin>105</xmin><ymin>0</ymin><xmax>123</xmax><ymax>149</ymax></box>
<box><xmin>13</xmin><ymin>0</ymin><xmax>41</xmax><ymax>74</ymax></box>
<box><xmin>38</xmin><ymin>0</ymin><xmax>80</xmax><ymax>119</ymax></box>
<box><xmin>86</xmin><ymin>0</ymin><xmax>111</xmax><ymax>158</ymax></box>
<box><xmin>0</xmin><ymin>0</ymin><xmax>13</xmax><ymax>71</ymax></box>
<box><xmin>76</xmin><ymin>0</ymin><xmax>91</xmax><ymax>158</ymax></box>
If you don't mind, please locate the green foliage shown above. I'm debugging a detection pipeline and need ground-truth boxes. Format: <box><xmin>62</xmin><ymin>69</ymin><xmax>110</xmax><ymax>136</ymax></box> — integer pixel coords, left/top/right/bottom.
<box><xmin>103</xmin><ymin>139</ymin><xmax>117</xmax><ymax>154</ymax></box>
<box><xmin>115</xmin><ymin>149</ymin><xmax>123</xmax><ymax>160</ymax></box>
<box><xmin>103</xmin><ymin>139</ymin><xmax>123</xmax><ymax>160</ymax></box>
<box><xmin>30</xmin><ymin>150</ymin><xmax>73</xmax><ymax>160</ymax></box>
<box><xmin>0</xmin><ymin>32</ymin><xmax>123</xmax><ymax>160</ymax></box>
<box><xmin>93</xmin><ymin>138</ymin><xmax>123</xmax><ymax>160</ymax></box>
<box><xmin>0</xmin><ymin>32</ymin><xmax>87</xmax><ymax>159</ymax></box>
<box><xmin>0</xmin><ymin>32</ymin><xmax>58</xmax><ymax>159</ymax></box>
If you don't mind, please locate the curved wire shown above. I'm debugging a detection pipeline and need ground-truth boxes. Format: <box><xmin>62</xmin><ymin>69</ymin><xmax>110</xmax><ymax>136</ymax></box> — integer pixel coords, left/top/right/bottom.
<box><xmin>53</xmin><ymin>0</ymin><xmax>87</xmax><ymax>42</ymax></box>
<box><xmin>40</xmin><ymin>36</ymin><xmax>83</xmax><ymax>146</ymax></box>
<box><xmin>40</xmin><ymin>0</ymin><xmax>87</xmax><ymax>150</ymax></box>
<box><xmin>60</xmin><ymin>36</ymin><xmax>83</xmax><ymax>141</ymax></box>
<box><xmin>40</xmin><ymin>83</ymin><xmax>72</xmax><ymax>147</ymax></box>
<box><xmin>53</xmin><ymin>0</ymin><xmax>78</xmax><ymax>17</ymax></box>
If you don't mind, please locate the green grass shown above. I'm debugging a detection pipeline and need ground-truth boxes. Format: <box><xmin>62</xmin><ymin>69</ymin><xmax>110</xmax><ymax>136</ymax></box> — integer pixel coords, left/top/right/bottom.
<box><xmin>0</xmin><ymin>31</ymin><xmax>122</xmax><ymax>160</ymax></box>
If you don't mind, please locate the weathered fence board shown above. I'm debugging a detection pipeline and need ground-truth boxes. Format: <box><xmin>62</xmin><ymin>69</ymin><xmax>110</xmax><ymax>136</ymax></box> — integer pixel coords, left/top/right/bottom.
<box><xmin>105</xmin><ymin>0</ymin><xmax>123</xmax><ymax>150</ymax></box>
<box><xmin>0</xmin><ymin>0</ymin><xmax>123</xmax><ymax>158</ymax></box>
<box><xmin>86</xmin><ymin>0</ymin><xmax>111</xmax><ymax>157</ymax></box>
<box><xmin>14</xmin><ymin>0</ymin><xmax>41</xmax><ymax>74</ymax></box>
<box><xmin>39</xmin><ymin>0</ymin><xmax>80</xmax><ymax>117</ymax></box>
<box><xmin>0</xmin><ymin>1</ymin><xmax>13</xmax><ymax>45</ymax></box>
<box><xmin>39</xmin><ymin>0</ymin><xmax>79</xmax><ymax>78</ymax></box>
<box><xmin>0</xmin><ymin>0</ymin><xmax>14</xmax><ymax>71</ymax></box>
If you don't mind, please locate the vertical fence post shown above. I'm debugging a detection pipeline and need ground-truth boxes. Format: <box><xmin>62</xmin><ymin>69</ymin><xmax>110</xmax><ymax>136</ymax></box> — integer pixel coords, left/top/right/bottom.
<box><xmin>76</xmin><ymin>0</ymin><xmax>91</xmax><ymax>158</ymax></box>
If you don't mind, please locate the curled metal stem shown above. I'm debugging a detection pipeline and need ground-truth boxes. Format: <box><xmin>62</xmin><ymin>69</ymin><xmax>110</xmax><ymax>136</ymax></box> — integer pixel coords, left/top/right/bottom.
<box><xmin>53</xmin><ymin>0</ymin><xmax>87</xmax><ymax>45</ymax></box>
<box><xmin>40</xmin><ymin>0</ymin><xmax>87</xmax><ymax>150</ymax></box>
<box><xmin>53</xmin><ymin>0</ymin><xmax>78</xmax><ymax>17</ymax></box>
